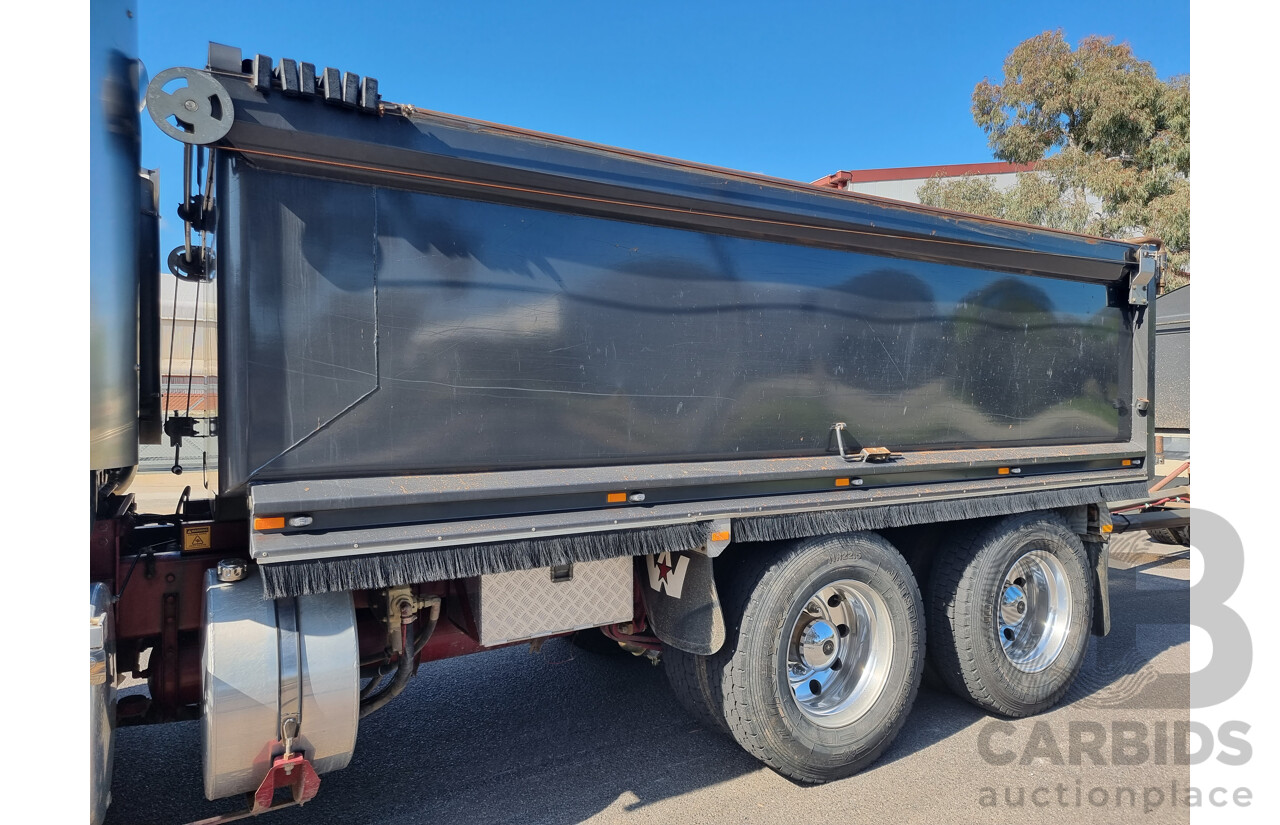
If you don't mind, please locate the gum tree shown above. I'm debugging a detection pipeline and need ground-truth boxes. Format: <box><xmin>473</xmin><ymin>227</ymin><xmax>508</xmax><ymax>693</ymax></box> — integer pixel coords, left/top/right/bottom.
<box><xmin>920</xmin><ymin>31</ymin><xmax>1189</xmax><ymax>287</ymax></box>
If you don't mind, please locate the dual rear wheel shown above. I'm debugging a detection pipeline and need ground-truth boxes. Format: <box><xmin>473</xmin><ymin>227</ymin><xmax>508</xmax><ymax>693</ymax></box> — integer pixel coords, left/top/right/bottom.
<box><xmin>667</xmin><ymin>531</ymin><xmax>923</xmax><ymax>783</ymax></box>
<box><xmin>928</xmin><ymin>512</ymin><xmax>1093</xmax><ymax>717</ymax></box>
<box><xmin>664</xmin><ymin>512</ymin><xmax>1093</xmax><ymax>782</ymax></box>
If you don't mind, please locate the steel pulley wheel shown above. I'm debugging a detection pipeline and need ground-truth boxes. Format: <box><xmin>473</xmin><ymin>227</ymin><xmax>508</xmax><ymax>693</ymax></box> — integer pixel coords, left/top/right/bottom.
<box><xmin>146</xmin><ymin>67</ymin><xmax>234</xmax><ymax>145</ymax></box>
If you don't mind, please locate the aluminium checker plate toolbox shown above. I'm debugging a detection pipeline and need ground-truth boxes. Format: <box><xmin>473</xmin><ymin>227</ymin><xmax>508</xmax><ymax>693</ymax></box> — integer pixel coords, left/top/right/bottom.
<box><xmin>472</xmin><ymin>557</ymin><xmax>633</xmax><ymax>646</ymax></box>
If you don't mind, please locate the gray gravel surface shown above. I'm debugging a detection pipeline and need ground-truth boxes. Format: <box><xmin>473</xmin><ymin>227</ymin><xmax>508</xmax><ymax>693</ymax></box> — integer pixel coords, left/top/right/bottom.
<box><xmin>106</xmin><ymin>533</ymin><xmax>1189</xmax><ymax>824</ymax></box>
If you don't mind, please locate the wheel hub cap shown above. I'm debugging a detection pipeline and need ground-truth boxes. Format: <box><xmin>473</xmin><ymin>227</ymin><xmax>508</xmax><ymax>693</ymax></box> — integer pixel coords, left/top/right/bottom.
<box><xmin>799</xmin><ymin>619</ymin><xmax>838</xmax><ymax>670</ymax></box>
<box><xmin>1000</xmin><ymin>584</ymin><xmax>1027</xmax><ymax>629</ymax></box>
<box><xmin>996</xmin><ymin>549</ymin><xmax>1072</xmax><ymax>673</ymax></box>
<box><xmin>784</xmin><ymin>580</ymin><xmax>895</xmax><ymax>728</ymax></box>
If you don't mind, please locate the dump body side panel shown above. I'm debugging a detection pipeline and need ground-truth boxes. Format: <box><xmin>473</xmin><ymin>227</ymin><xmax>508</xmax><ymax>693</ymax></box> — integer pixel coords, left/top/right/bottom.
<box><xmin>218</xmin><ymin>159</ymin><xmax>1130</xmax><ymax>490</ymax></box>
<box><xmin>210</xmin><ymin>68</ymin><xmax>1143</xmax><ymax>496</ymax></box>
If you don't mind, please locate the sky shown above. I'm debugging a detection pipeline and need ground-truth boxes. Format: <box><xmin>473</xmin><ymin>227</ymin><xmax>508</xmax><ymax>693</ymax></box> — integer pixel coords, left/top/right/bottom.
<box><xmin>137</xmin><ymin>0</ymin><xmax>1190</xmax><ymax>256</ymax></box>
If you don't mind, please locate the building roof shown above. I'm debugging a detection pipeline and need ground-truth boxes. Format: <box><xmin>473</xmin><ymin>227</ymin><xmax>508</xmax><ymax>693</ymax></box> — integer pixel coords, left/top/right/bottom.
<box><xmin>161</xmin><ymin>392</ymin><xmax>218</xmax><ymax>414</ymax></box>
<box><xmin>812</xmin><ymin>161</ymin><xmax>1038</xmax><ymax>188</ymax></box>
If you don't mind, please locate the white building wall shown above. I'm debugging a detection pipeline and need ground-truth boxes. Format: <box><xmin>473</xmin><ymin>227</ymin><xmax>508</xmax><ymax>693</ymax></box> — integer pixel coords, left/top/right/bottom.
<box><xmin>844</xmin><ymin>171</ymin><xmax>1024</xmax><ymax>204</ymax></box>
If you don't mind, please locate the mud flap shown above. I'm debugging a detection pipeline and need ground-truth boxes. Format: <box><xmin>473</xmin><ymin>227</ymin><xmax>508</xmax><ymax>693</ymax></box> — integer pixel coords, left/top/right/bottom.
<box><xmin>1083</xmin><ymin>504</ymin><xmax>1111</xmax><ymax>637</ymax></box>
<box><xmin>1088</xmin><ymin>540</ymin><xmax>1111</xmax><ymax>637</ymax></box>
<box><xmin>638</xmin><ymin>550</ymin><xmax>725</xmax><ymax>655</ymax></box>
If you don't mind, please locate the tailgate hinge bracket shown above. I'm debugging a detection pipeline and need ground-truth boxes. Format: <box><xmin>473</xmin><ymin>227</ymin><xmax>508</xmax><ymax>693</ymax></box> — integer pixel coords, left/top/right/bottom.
<box><xmin>1129</xmin><ymin>245</ymin><xmax>1161</xmax><ymax>307</ymax></box>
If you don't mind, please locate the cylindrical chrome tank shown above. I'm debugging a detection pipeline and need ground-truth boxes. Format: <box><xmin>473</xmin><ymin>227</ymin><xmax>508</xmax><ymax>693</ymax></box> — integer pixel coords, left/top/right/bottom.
<box><xmin>202</xmin><ymin>571</ymin><xmax>360</xmax><ymax>800</ymax></box>
<box><xmin>90</xmin><ymin>1</ymin><xmax>141</xmax><ymax>471</ymax></box>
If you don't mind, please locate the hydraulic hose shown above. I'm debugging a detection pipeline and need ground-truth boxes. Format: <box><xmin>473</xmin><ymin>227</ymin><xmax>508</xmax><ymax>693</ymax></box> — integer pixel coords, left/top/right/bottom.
<box><xmin>359</xmin><ymin>599</ymin><xmax>440</xmax><ymax>718</ymax></box>
<box><xmin>359</xmin><ymin>619</ymin><xmax>415</xmax><ymax>718</ymax></box>
<box><xmin>359</xmin><ymin>662</ymin><xmax>396</xmax><ymax>700</ymax></box>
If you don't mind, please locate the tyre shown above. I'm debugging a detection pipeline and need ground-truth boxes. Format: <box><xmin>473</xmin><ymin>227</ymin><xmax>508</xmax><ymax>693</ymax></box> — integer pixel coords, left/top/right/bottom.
<box><xmin>928</xmin><ymin>512</ymin><xmax>1092</xmax><ymax>717</ymax></box>
<box><xmin>663</xmin><ymin>645</ymin><xmax>730</xmax><ymax>734</ymax></box>
<box><xmin>707</xmin><ymin>533</ymin><xmax>924</xmax><ymax>783</ymax></box>
<box><xmin>1148</xmin><ymin>526</ymin><xmax>1190</xmax><ymax>547</ymax></box>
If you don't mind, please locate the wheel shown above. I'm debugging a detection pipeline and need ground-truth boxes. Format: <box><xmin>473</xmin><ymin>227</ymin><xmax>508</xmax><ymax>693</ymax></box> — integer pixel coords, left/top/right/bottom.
<box><xmin>663</xmin><ymin>645</ymin><xmax>730</xmax><ymax>735</ymax></box>
<box><xmin>928</xmin><ymin>512</ymin><xmax>1092</xmax><ymax>717</ymax></box>
<box><xmin>1148</xmin><ymin>526</ymin><xmax>1190</xmax><ymax>547</ymax></box>
<box><xmin>707</xmin><ymin>533</ymin><xmax>924</xmax><ymax>783</ymax></box>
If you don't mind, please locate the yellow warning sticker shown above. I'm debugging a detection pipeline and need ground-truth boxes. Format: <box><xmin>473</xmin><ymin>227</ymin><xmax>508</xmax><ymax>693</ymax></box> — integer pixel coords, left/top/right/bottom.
<box><xmin>182</xmin><ymin>525</ymin><xmax>212</xmax><ymax>552</ymax></box>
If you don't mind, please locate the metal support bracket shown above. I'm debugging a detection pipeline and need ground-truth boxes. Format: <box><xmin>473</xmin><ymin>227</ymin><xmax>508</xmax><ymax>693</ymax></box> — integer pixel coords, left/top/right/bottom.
<box><xmin>828</xmin><ymin>424</ymin><xmax>901</xmax><ymax>464</ymax></box>
<box><xmin>252</xmin><ymin>753</ymin><xmax>321</xmax><ymax>813</ymax></box>
<box><xmin>703</xmin><ymin>519</ymin><xmax>732</xmax><ymax>558</ymax></box>
<box><xmin>1129</xmin><ymin>246</ymin><xmax>1160</xmax><ymax>307</ymax></box>
<box><xmin>183</xmin><ymin>753</ymin><xmax>321</xmax><ymax>825</ymax></box>
<box><xmin>1087</xmin><ymin>540</ymin><xmax>1111</xmax><ymax>637</ymax></box>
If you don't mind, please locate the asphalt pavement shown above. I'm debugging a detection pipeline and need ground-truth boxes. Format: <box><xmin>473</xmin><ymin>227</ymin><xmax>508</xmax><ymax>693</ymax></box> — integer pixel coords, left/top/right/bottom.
<box><xmin>106</xmin><ymin>531</ymin><xmax>1190</xmax><ymax>825</ymax></box>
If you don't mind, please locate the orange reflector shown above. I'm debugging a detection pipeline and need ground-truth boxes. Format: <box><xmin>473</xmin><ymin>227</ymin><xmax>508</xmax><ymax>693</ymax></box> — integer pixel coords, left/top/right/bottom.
<box><xmin>1122</xmin><ymin>459</ymin><xmax>1132</xmax><ymax>466</ymax></box>
<box><xmin>997</xmin><ymin>467</ymin><xmax>1010</xmax><ymax>475</ymax></box>
<box><xmin>606</xmin><ymin>492</ymin><xmax>627</xmax><ymax>503</ymax></box>
<box><xmin>254</xmin><ymin>516</ymin><xmax>285</xmax><ymax>531</ymax></box>
<box><xmin>711</xmin><ymin>530</ymin><xmax>731</xmax><ymax>542</ymax></box>
<box><xmin>835</xmin><ymin>478</ymin><xmax>850</xmax><ymax>487</ymax></box>
<box><xmin>1101</xmin><ymin>524</ymin><xmax>1114</xmax><ymax>533</ymax></box>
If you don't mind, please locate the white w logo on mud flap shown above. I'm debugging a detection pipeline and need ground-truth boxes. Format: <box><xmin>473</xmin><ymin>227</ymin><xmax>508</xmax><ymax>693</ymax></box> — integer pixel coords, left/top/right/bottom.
<box><xmin>645</xmin><ymin>551</ymin><xmax>691</xmax><ymax>599</ymax></box>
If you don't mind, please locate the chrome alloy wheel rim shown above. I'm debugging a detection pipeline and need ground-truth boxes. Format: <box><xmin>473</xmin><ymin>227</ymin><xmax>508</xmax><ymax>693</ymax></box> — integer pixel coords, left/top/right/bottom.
<box><xmin>997</xmin><ymin>549</ymin><xmax>1072</xmax><ymax>673</ymax></box>
<box><xmin>785</xmin><ymin>580</ymin><xmax>894</xmax><ymax>727</ymax></box>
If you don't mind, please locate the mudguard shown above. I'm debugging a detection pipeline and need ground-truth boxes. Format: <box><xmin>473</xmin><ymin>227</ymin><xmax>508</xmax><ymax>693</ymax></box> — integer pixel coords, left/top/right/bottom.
<box><xmin>638</xmin><ymin>550</ymin><xmax>726</xmax><ymax>655</ymax></box>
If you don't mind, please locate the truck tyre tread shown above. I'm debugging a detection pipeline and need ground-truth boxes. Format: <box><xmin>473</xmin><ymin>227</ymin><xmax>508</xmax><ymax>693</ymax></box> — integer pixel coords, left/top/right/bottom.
<box><xmin>928</xmin><ymin>512</ymin><xmax>1092</xmax><ymax>717</ymax></box>
<box><xmin>711</xmin><ymin>534</ymin><xmax>923</xmax><ymax>784</ymax></box>
<box><xmin>663</xmin><ymin>645</ymin><xmax>731</xmax><ymax>735</ymax></box>
<box><xmin>1148</xmin><ymin>526</ymin><xmax>1190</xmax><ymax>547</ymax></box>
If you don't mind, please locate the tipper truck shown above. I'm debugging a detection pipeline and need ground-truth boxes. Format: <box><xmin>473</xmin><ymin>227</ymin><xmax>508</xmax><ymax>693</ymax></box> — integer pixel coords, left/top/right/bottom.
<box><xmin>91</xmin><ymin>8</ymin><xmax>1163</xmax><ymax>822</ymax></box>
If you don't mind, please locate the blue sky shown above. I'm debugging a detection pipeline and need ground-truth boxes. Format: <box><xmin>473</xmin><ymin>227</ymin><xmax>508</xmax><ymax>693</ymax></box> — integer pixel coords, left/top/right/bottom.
<box><xmin>139</xmin><ymin>1</ymin><xmax>1189</xmax><ymax>219</ymax></box>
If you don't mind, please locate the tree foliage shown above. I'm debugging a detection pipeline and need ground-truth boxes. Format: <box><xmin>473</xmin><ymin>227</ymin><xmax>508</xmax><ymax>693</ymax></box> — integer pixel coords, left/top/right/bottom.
<box><xmin>919</xmin><ymin>31</ymin><xmax>1189</xmax><ymax>286</ymax></box>
<box><xmin>917</xmin><ymin>172</ymin><xmax>1093</xmax><ymax>234</ymax></box>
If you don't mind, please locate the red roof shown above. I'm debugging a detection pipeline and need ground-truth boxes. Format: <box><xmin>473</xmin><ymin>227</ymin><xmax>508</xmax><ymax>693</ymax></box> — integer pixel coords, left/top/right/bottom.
<box><xmin>812</xmin><ymin>161</ymin><xmax>1038</xmax><ymax>188</ymax></box>
<box><xmin>162</xmin><ymin>393</ymin><xmax>218</xmax><ymax>413</ymax></box>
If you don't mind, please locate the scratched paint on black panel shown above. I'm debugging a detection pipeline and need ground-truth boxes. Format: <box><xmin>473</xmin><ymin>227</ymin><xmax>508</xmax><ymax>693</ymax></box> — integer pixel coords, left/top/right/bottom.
<box><xmin>218</xmin><ymin>162</ymin><xmax>1128</xmax><ymax>490</ymax></box>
